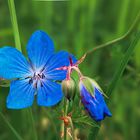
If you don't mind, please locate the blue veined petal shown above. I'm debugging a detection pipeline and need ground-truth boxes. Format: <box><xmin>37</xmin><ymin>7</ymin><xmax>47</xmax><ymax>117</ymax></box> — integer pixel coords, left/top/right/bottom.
<box><xmin>7</xmin><ymin>79</ymin><xmax>35</xmax><ymax>109</ymax></box>
<box><xmin>89</xmin><ymin>99</ymin><xmax>104</xmax><ymax>121</ymax></box>
<box><xmin>94</xmin><ymin>88</ymin><xmax>105</xmax><ymax>103</ymax></box>
<box><xmin>0</xmin><ymin>47</ymin><xmax>32</xmax><ymax>79</ymax></box>
<box><xmin>26</xmin><ymin>30</ymin><xmax>54</xmax><ymax>70</ymax></box>
<box><xmin>37</xmin><ymin>80</ymin><xmax>63</xmax><ymax>106</ymax></box>
<box><xmin>94</xmin><ymin>88</ymin><xmax>112</xmax><ymax>116</ymax></box>
<box><xmin>44</xmin><ymin>51</ymin><xmax>77</xmax><ymax>80</ymax></box>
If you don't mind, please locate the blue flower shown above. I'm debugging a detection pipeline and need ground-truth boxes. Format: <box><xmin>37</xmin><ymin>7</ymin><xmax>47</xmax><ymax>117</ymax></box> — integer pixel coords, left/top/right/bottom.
<box><xmin>79</xmin><ymin>78</ymin><xmax>112</xmax><ymax>121</ymax></box>
<box><xmin>0</xmin><ymin>30</ymin><xmax>75</xmax><ymax>109</ymax></box>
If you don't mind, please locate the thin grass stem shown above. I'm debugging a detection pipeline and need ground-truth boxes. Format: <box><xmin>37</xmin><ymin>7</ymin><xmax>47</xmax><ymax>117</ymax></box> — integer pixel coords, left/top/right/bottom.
<box><xmin>27</xmin><ymin>108</ymin><xmax>38</xmax><ymax>140</ymax></box>
<box><xmin>0</xmin><ymin>111</ymin><xmax>23</xmax><ymax>140</ymax></box>
<box><xmin>8</xmin><ymin>0</ymin><xmax>22</xmax><ymax>51</ymax></box>
<box><xmin>8</xmin><ymin>1</ymin><xmax>38</xmax><ymax>140</ymax></box>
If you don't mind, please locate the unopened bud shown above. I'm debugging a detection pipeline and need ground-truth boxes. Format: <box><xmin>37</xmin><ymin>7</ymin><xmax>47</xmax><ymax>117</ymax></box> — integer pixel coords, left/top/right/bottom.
<box><xmin>62</xmin><ymin>78</ymin><xmax>76</xmax><ymax>101</ymax></box>
<box><xmin>79</xmin><ymin>76</ymin><xmax>102</xmax><ymax>97</ymax></box>
<box><xmin>79</xmin><ymin>76</ymin><xmax>111</xmax><ymax>121</ymax></box>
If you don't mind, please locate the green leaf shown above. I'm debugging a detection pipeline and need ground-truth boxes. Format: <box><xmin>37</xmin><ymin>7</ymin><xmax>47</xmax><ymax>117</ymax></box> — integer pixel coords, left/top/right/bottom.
<box><xmin>72</xmin><ymin>115</ymin><xmax>100</xmax><ymax>128</ymax></box>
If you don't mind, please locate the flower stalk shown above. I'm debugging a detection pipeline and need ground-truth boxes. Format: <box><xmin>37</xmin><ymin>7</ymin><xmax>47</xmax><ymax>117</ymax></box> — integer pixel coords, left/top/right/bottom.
<box><xmin>63</xmin><ymin>98</ymin><xmax>69</xmax><ymax>140</ymax></box>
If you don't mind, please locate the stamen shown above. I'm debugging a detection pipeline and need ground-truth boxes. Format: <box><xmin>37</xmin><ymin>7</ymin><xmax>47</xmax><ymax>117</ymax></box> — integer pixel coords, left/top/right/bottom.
<box><xmin>29</xmin><ymin>78</ymin><xmax>33</xmax><ymax>84</ymax></box>
<box><xmin>27</xmin><ymin>71</ymin><xmax>45</xmax><ymax>88</ymax></box>
<box><xmin>42</xmin><ymin>73</ymin><xmax>45</xmax><ymax>79</ymax></box>
<box><xmin>40</xmin><ymin>81</ymin><xmax>43</xmax><ymax>87</ymax></box>
<box><xmin>38</xmin><ymin>74</ymin><xmax>41</xmax><ymax>78</ymax></box>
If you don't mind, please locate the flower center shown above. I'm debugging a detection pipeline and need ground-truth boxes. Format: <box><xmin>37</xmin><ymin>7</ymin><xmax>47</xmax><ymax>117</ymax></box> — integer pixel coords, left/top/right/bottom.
<box><xmin>27</xmin><ymin>71</ymin><xmax>46</xmax><ymax>89</ymax></box>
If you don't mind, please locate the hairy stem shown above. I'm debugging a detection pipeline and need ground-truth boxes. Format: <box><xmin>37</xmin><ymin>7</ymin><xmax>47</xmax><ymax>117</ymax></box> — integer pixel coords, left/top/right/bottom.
<box><xmin>68</xmin><ymin>117</ymin><xmax>75</xmax><ymax>140</ymax></box>
<box><xmin>63</xmin><ymin>99</ymin><xmax>68</xmax><ymax>140</ymax></box>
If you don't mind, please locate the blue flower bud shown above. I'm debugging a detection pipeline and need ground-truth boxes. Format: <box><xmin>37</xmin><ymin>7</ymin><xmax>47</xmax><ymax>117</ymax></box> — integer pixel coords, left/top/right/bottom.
<box><xmin>79</xmin><ymin>77</ymin><xmax>112</xmax><ymax>121</ymax></box>
<box><xmin>62</xmin><ymin>78</ymin><xmax>76</xmax><ymax>101</ymax></box>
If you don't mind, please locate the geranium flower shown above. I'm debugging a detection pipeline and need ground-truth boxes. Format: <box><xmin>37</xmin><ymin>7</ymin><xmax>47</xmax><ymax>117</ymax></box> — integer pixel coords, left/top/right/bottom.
<box><xmin>0</xmin><ymin>30</ymin><xmax>76</xmax><ymax>109</ymax></box>
<box><xmin>79</xmin><ymin>77</ymin><xmax>112</xmax><ymax>121</ymax></box>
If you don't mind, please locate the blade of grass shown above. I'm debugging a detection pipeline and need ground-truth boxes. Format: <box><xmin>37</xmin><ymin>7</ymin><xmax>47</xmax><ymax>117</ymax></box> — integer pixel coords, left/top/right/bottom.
<box><xmin>27</xmin><ymin>108</ymin><xmax>38</xmax><ymax>140</ymax></box>
<box><xmin>0</xmin><ymin>1</ymin><xmax>25</xmax><ymax>140</ymax></box>
<box><xmin>107</xmin><ymin>32</ymin><xmax>140</xmax><ymax>97</ymax></box>
<box><xmin>0</xmin><ymin>112</ymin><xmax>23</xmax><ymax>140</ymax></box>
<box><xmin>8</xmin><ymin>0</ymin><xmax>38</xmax><ymax>140</ymax></box>
<box><xmin>92</xmin><ymin>32</ymin><xmax>140</xmax><ymax>140</ymax></box>
<box><xmin>8</xmin><ymin>0</ymin><xmax>22</xmax><ymax>51</ymax></box>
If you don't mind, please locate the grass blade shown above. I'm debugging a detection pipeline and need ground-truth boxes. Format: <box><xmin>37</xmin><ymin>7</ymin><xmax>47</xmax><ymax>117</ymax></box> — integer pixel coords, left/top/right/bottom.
<box><xmin>8</xmin><ymin>0</ymin><xmax>22</xmax><ymax>51</ymax></box>
<box><xmin>107</xmin><ymin>32</ymin><xmax>140</xmax><ymax>97</ymax></box>
<box><xmin>8</xmin><ymin>1</ymin><xmax>38</xmax><ymax>140</ymax></box>
<box><xmin>27</xmin><ymin>108</ymin><xmax>38</xmax><ymax>140</ymax></box>
<box><xmin>91</xmin><ymin>32</ymin><xmax>140</xmax><ymax>140</ymax></box>
<box><xmin>0</xmin><ymin>112</ymin><xmax>23</xmax><ymax>140</ymax></box>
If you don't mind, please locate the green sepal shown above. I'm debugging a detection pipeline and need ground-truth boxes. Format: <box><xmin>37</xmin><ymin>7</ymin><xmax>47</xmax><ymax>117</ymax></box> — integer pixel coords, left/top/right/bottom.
<box><xmin>62</xmin><ymin>78</ymin><xmax>76</xmax><ymax>101</ymax></box>
<box><xmin>80</xmin><ymin>77</ymin><xmax>95</xmax><ymax>97</ymax></box>
<box><xmin>80</xmin><ymin>77</ymin><xmax>108</xmax><ymax>98</ymax></box>
<box><xmin>88</xmin><ymin>78</ymin><xmax>108</xmax><ymax>98</ymax></box>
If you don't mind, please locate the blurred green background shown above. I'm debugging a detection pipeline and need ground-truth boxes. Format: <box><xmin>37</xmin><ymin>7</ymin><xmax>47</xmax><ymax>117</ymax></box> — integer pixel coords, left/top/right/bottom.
<box><xmin>0</xmin><ymin>0</ymin><xmax>140</xmax><ymax>140</ymax></box>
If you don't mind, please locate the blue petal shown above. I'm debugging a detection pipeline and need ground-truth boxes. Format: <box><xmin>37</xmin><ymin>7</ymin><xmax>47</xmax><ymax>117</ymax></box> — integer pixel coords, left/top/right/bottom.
<box><xmin>94</xmin><ymin>88</ymin><xmax>105</xmax><ymax>103</ymax></box>
<box><xmin>26</xmin><ymin>30</ymin><xmax>54</xmax><ymax>70</ymax></box>
<box><xmin>89</xmin><ymin>99</ymin><xmax>104</xmax><ymax>121</ymax></box>
<box><xmin>37</xmin><ymin>80</ymin><xmax>63</xmax><ymax>106</ymax></box>
<box><xmin>94</xmin><ymin>88</ymin><xmax>112</xmax><ymax>116</ymax></box>
<box><xmin>104</xmin><ymin>104</ymin><xmax>112</xmax><ymax>117</ymax></box>
<box><xmin>7</xmin><ymin>79</ymin><xmax>35</xmax><ymax>109</ymax></box>
<box><xmin>44</xmin><ymin>51</ymin><xmax>77</xmax><ymax>80</ymax></box>
<box><xmin>0</xmin><ymin>47</ymin><xmax>31</xmax><ymax>79</ymax></box>
<box><xmin>80</xmin><ymin>83</ymin><xmax>111</xmax><ymax>121</ymax></box>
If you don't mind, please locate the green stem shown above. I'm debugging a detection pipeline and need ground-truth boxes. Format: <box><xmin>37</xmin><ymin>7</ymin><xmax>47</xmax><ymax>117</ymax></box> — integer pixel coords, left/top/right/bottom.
<box><xmin>0</xmin><ymin>112</ymin><xmax>23</xmax><ymax>140</ymax></box>
<box><xmin>63</xmin><ymin>99</ymin><xmax>68</xmax><ymax>140</ymax></box>
<box><xmin>86</xmin><ymin>11</ymin><xmax>140</xmax><ymax>54</ymax></box>
<box><xmin>27</xmin><ymin>108</ymin><xmax>38</xmax><ymax>140</ymax></box>
<box><xmin>68</xmin><ymin>117</ymin><xmax>74</xmax><ymax>140</ymax></box>
<box><xmin>8</xmin><ymin>0</ymin><xmax>22</xmax><ymax>51</ymax></box>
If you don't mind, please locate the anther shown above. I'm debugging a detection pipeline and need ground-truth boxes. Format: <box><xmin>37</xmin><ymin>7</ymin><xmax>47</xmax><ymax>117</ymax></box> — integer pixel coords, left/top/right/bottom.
<box><xmin>29</xmin><ymin>78</ymin><xmax>33</xmax><ymax>84</ymax></box>
<box><xmin>42</xmin><ymin>73</ymin><xmax>45</xmax><ymax>79</ymax></box>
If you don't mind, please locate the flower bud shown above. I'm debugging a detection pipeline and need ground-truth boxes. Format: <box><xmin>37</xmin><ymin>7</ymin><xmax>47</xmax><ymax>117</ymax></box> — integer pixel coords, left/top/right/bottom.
<box><xmin>79</xmin><ymin>77</ymin><xmax>102</xmax><ymax>97</ymax></box>
<box><xmin>79</xmin><ymin>76</ymin><xmax>112</xmax><ymax>121</ymax></box>
<box><xmin>62</xmin><ymin>78</ymin><xmax>76</xmax><ymax>101</ymax></box>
